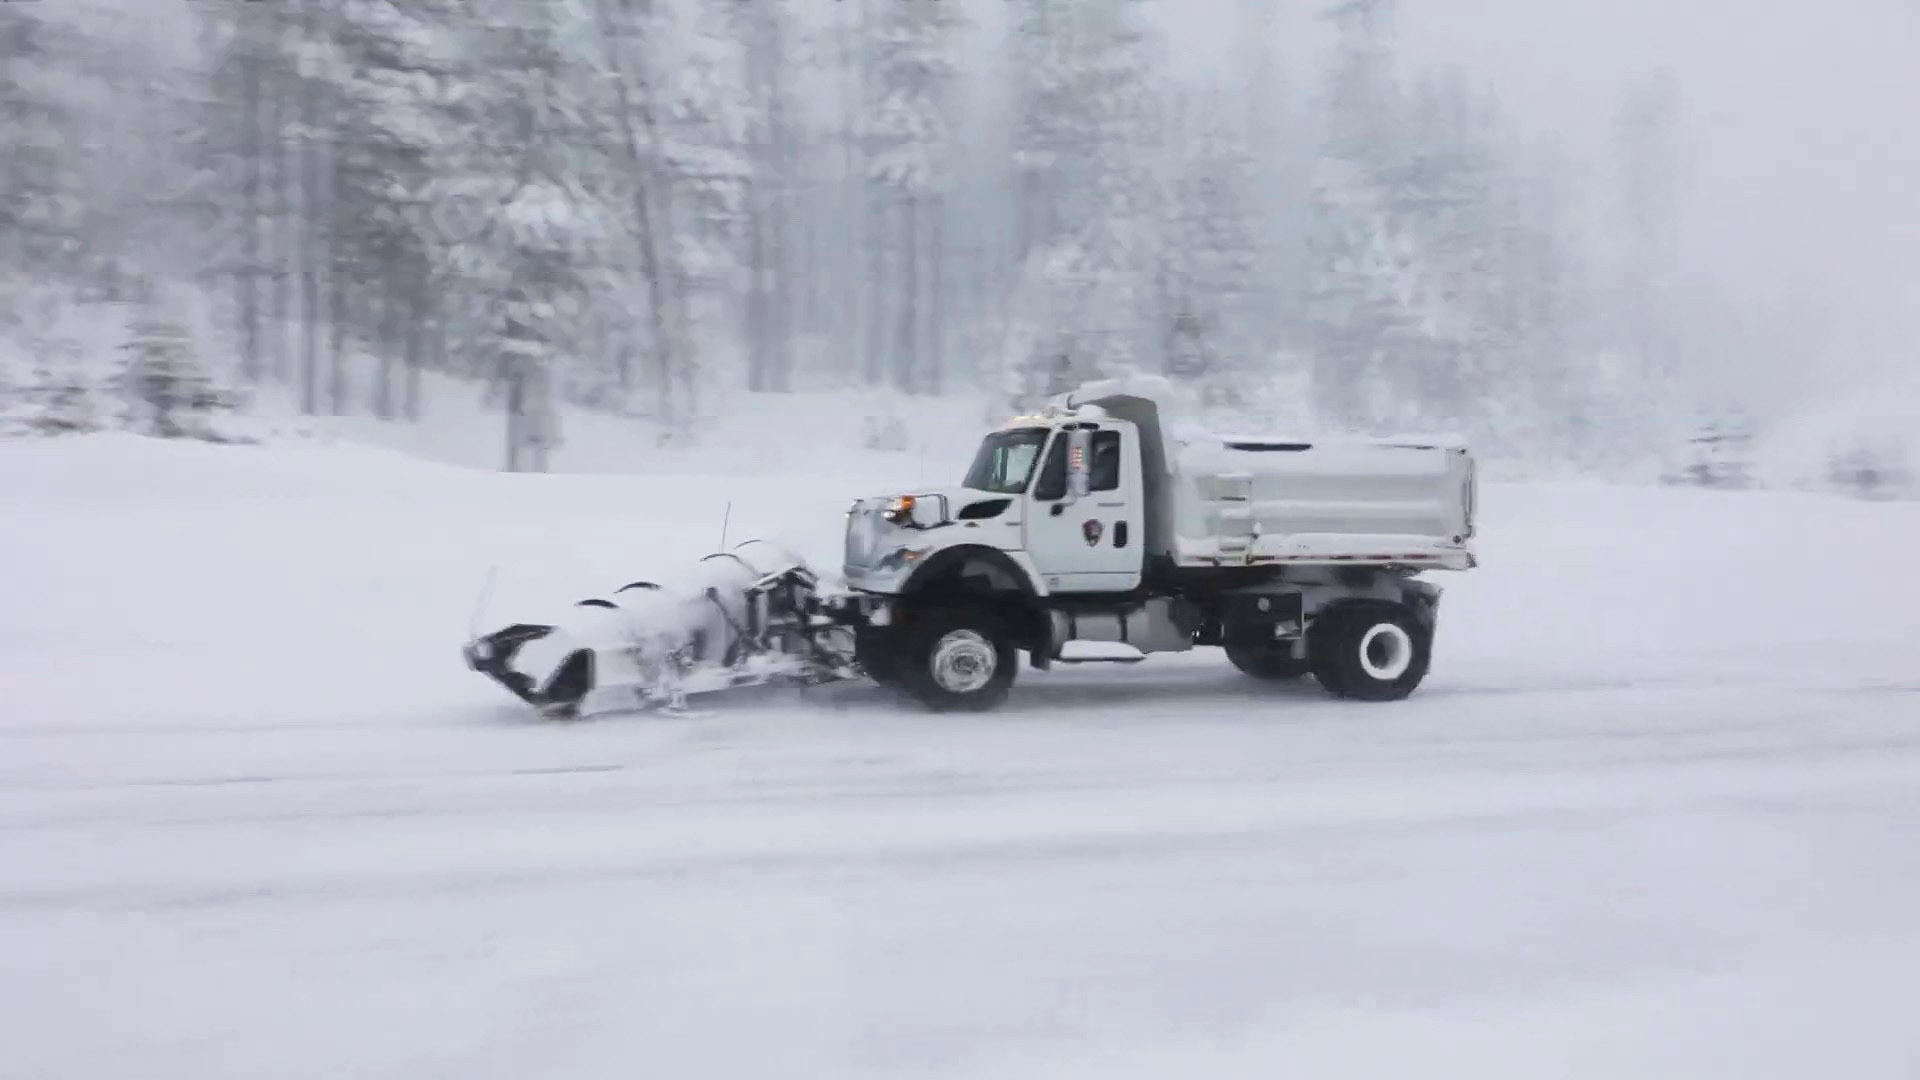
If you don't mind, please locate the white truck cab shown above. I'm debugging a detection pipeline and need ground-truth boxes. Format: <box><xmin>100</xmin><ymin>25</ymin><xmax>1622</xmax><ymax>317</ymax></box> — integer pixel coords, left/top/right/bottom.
<box><xmin>956</xmin><ymin>408</ymin><xmax>1147</xmax><ymax>592</ymax></box>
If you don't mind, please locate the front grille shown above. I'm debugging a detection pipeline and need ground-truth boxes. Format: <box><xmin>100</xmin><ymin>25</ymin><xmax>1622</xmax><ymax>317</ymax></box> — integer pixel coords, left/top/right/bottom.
<box><xmin>844</xmin><ymin>502</ymin><xmax>880</xmax><ymax>568</ymax></box>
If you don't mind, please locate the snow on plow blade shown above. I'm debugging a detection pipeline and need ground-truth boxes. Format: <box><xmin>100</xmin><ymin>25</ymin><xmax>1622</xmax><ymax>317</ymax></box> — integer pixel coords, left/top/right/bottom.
<box><xmin>462</xmin><ymin>541</ymin><xmax>855</xmax><ymax>718</ymax></box>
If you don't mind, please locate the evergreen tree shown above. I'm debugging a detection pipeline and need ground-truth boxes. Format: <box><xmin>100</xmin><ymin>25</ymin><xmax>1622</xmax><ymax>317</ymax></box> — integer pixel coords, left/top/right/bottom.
<box><xmin>1610</xmin><ymin>73</ymin><xmax>1685</xmax><ymax>416</ymax></box>
<box><xmin>1305</xmin><ymin>0</ymin><xmax>1413</xmax><ymax>429</ymax></box>
<box><xmin>864</xmin><ymin>0</ymin><xmax>966</xmax><ymax>395</ymax></box>
<box><xmin>1004</xmin><ymin>0</ymin><xmax>1163</xmax><ymax>405</ymax></box>
<box><xmin>119</xmin><ymin>316</ymin><xmax>227</xmax><ymax>440</ymax></box>
<box><xmin>1160</xmin><ymin>86</ymin><xmax>1261</xmax><ymax>407</ymax></box>
<box><xmin>0</xmin><ymin>5</ymin><xmax>86</xmax><ymax>286</ymax></box>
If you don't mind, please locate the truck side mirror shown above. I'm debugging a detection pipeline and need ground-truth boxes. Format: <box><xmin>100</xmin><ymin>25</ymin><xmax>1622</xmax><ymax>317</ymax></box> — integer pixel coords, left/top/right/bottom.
<box><xmin>1067</xmin><ymin>427</ymin><xmax>1092</xmax><ymax>501</ymax></box>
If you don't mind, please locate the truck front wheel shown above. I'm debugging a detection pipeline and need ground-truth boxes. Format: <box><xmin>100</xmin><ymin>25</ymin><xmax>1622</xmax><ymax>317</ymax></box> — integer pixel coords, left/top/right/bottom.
<box><xmin>1310</xmin><ymin>603</ymin><xmax>1431</xmax><ymax>702</ymax></box>
<box><xmin>900</xmin><ymin>605</ymin><xmax>1017</xmax><ymax>712</ymax></box>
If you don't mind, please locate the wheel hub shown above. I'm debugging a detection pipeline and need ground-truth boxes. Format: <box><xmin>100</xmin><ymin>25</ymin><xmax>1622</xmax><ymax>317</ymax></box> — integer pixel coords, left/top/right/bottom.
<box><xmin>1357</xmin><ymin>622</ymin><xmax>1414</xmax><ymax>681</ymax></box>
<box><xmin>931</xmin><ymin>630</ymin><xmax>996</xmax><ymax>693</ymax></box>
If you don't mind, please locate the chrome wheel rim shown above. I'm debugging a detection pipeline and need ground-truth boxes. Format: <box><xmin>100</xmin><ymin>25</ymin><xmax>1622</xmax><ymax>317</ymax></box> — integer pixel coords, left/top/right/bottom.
<box><xmin>1357</xmin><ymin>622</ymin><xmax>1414</xmax><ymax>681</ymax></box>
<box><xmin>931</xmin><ymin>630</ymin><xmax>996</xmax><ymax>693</ymax></box>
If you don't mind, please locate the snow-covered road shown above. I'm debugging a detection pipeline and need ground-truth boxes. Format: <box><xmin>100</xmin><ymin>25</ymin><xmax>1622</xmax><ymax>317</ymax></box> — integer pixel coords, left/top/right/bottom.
<box><xmin>3</xmin><ymin>436</ymin><xmax>1918</xmax><ymax>1078</ymax></box>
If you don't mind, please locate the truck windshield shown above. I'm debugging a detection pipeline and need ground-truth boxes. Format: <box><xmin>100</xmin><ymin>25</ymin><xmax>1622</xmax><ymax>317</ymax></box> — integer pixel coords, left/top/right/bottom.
<box><xmin>964</xmin><ymin>428</ymin><xmax>1049</xmax><ymax>493</ymax></box>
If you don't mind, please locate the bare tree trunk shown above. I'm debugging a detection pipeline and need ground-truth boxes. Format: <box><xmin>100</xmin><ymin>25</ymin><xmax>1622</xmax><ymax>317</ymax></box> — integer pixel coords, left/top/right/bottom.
<box><xmin>328</xmin><ymin>148</ymin><xmax>349</xmax><ymax>415</ymax></box>
<box><xmin>373</xmin><ymin>286</ymin><xmax>395</xmax><ymax>419</ymax></box>
<box><xmin>929</xmin><ymin>192</ymin><xmax>945</xmax><ymax>396</ymax></box>
<box><xmin>238</xmin><ymin>10</ymin><xmax>263</xmax><ymax>383</ymax></box>
<box><xmin>328</xmin><ymin>273</ymin><xmax>348</xmax><ymax>414</ymax></box>
<box><xmin>504</xmin><ymin>366</ymin><xmax>523</xmax><ymax>473</ymax></box>
<box><xmin>767</xmin><ymin>46</ymin><xmax>794</xmax><ymax>393</ymax></box>
<box><xmin>529</xmin><ymin>367</ymin><xmax>551</xmax><ymax>473</ymax></box>
<box><xmin>840</xmin><ymin>0</ymin><xmax>863</xmax><ymax>384</ymax></box>
<box><xmin>863</xmin><ymin>177</ymin><xmax>887</xmax><ymax>386</ymax></box>
<box><xmin>297</xmin><ymin>0</ymin><xmax>321</xmax><ymax>416</ymax></box>
<box><xmin>745</xmin><ymin>194</ymin><xmax>770</xmax><ymax>392</ymax></box>
<box><xmin>267</xmin><ymin>18</ymin><xmax>291</xmax><ymax>382</ymax></box>
<box><xmin>739</xmin><ymin>3</ymin><xmax>792</xmax><ymax>393</ymax></box>
<box><xmin>893</xmin><ymin>192</ymin><xmax>918</xmax><ymax>393</ymax></box>
<box><xmin>596</xmin><ymin>0</ymin><xmax>680</xmax><ymax>426</ymax></box>
<box><xmin>403</xmin><ymin>287</ymin><xmax>424</xmax><ymax>421</ymax></box>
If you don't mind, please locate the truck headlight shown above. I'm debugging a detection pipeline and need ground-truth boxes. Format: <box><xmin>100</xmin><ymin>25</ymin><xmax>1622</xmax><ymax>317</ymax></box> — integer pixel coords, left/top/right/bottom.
<box><xmin>882</xmin><ymin>495</ymin><xmax>916</xmax><ymax>525</ymax></box>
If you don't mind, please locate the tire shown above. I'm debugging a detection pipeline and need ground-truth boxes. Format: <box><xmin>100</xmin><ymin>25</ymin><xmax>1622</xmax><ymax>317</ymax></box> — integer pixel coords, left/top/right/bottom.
<box><xmin>1310</xmin><ymin>603</ymin><xmax>1431</xmax><ymax>702</ymax></box>
<box><xmin>898</xmin><ymin>605</ymin><xmax>1018</xmax><ymax>712</ymax></box>
<box><xmin>1225</xmin><ymin>639</ymin><xmax>1312</xmax><ymax>680</ymax></box>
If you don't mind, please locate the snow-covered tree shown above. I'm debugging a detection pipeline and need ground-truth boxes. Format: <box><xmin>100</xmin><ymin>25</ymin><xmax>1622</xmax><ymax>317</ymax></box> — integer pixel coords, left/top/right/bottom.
<box><xmin>119</xmin><ymin>316</ymin><xmax>232</xmax><ymax>441</ymax></box>
<box><xmin>462</xmin><ymin>0</ymin><xmax>600</xmax><ymax>472</ymax></box>
<box><xmin>1305</xmin><ymin>0</ymin><xmax>1413</xmax><ymax>429</ymax></box>
<box><xmin>864</xmin><ymin>0</ymin><xmax>967</xmax><ymax>395</ymax></box>
<box><xmin>1609</xmin><ymin>73</ymin><xmax>1685</xmax><ymax>399</ymax></box>
<box><xmin>1003</xmin><ymin>0</ymin><xmax>1163</xmax><ymax>407</ymax></box>
<box><xmin>326</xmin><ymin>0</ymin><xmax>461</xmax><ymax>420</ymax></box>
<box><xmin>0</xmin><ymin>6</ymin><xmax>88</xmax><ymax>286</ymax></box>
<box><xmin>1159</xmin><ymin>86</ymin><xmax>1262</xmax><ymax>407</ymax></box>
<box><xmin>733</xmin><ymin>0</ymin><xmax>799</xmax><ymax>395</ymax></box>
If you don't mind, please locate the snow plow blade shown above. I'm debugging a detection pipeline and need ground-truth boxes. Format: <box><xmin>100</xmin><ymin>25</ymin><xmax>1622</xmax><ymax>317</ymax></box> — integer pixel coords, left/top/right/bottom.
<box><xmin>462</xmin><ymin>541</ymin><xmax>856</xmax><ymax>718</ymax></box>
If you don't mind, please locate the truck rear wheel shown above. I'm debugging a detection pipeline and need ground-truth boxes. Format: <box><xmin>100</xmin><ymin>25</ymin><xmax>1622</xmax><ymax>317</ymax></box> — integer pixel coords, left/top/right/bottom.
<box><xmin>1310</xmin><ymin>603</ymin><xmax>1431</xmax><ymax>702</ymax></box>
<box><xmin>1225</xmin><ymin>640</ymin><xmax>1312</xmax><ymax>680</ymax></box>
<box><xmin>899</xmin><ymin>605</ymin><xmax>1017</xmax><ymax>712</ymax></box>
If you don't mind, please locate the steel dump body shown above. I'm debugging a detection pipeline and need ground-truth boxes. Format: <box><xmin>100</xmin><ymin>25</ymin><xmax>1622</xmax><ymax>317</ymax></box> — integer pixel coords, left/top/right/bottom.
<box><xmin>1169</xmin><ymin>437</ymin><xmax>1475</xmax><ymax>569</ymax></box>
<box><xmin>1071</xmin><ymin>387</ymin><xmax>1477</xmax><ymax>571</ymax></box>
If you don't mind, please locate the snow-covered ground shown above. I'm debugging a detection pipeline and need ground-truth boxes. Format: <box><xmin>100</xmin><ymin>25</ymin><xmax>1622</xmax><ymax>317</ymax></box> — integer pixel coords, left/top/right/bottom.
<box><xmin>3</xmin><ymin>434</ymin><xmax>1919</xmax><ymax>1079</ymax></box>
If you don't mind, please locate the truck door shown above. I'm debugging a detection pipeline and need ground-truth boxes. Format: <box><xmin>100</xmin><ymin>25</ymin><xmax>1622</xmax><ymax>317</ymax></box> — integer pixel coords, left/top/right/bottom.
<box><xmin>1025</xmin><ymin>422</ymin><xmax>1144</xmax><ymax>592</ymax></box>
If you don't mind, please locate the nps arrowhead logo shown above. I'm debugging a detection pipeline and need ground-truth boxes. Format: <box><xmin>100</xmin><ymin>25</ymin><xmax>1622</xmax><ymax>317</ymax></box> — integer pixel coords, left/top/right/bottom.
<box><xmin>1082</xmin><ymin>519</ymin><xmax>1103</xmax><ymax>546</ymax></box>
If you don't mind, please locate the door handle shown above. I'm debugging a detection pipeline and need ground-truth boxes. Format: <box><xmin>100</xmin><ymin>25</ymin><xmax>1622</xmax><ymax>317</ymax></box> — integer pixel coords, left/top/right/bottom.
<box><xmin>1095</xmin><ymin>501</ymin><xmax>1124</xmax><ymax>508</ymax></box>
<box><xmin>1050</xmin><ymin>504</ymin><xmax>1066</xmax><ymax>517</ymax></box>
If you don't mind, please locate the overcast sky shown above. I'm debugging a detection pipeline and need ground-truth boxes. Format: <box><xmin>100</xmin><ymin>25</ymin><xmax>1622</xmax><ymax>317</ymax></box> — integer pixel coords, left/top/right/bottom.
<box><xmin>1157</xmin><ymin>0</ymin><xmax>1920</xmax><ymax>385</ymax></box>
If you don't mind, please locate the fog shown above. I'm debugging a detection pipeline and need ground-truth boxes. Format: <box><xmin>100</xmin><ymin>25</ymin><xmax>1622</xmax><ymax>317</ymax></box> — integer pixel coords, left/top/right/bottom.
<box><xmin>1</xmin><ymin>0</ymin><xmax>1913</xmax><ymax>487</ymax></box>
<box><xmin>1398</xmin><ymin>0</ymin><xmax>1920</xmax><ymax>377</ymax></box>
<box><xmin>1157</xmin><ymin>0</ymin><xmax>1920</xmax><ymax>390</ymax></box>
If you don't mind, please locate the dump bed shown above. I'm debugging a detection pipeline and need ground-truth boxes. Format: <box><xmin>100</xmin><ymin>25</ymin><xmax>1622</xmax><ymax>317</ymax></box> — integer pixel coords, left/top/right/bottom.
<box><xmin>1167</xmin><ymin>436</ymin><xmax>1476</xmax><ymax>569</ymax></box>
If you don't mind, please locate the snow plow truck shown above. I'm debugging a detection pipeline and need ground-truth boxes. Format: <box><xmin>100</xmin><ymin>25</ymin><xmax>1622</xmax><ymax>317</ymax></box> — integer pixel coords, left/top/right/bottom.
<box><xmin>464</xmin><ymin>377</ymin><xmax>1478</xmax><ymax>717</ymax></box>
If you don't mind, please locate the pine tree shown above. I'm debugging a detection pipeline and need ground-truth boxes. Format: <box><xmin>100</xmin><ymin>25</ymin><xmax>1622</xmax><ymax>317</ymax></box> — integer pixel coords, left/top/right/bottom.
<box><xmin>1610</xmin><ymin>73</ymin><xmax>1685</xmax><ymax>417</ymax></box>
<box><xmin>119</xmin><ymin>316</ymin><xmax>222</xmax><ymax>440</ymax></box>
<box><xmin>1159</xmin><ymin>86</ymin><xmax>1261</xmax><ymax>407</ymax></box>
<box><xmin>464</xmin><ymin>0</ymin><xmax>598</xmax><ymax>471</ymax></box>
<box><xmin>325</xmin><ymin>0</ymin><xmax>458</xmax><ymax>420</ymax></box>
<box><xmin>0</xmin><ymin>6</ymin><xmax>86</xmax><ymax>285</ymax></box>
<box><xmin>27</xmin><ymin>338</ymin><xmax>98</xmax><ymax>436</ymax></box>
<box><xmin>1003</xmin><ymin>0</ymin><xmax>1163</xmax><ymax>405</ymax></box>
<box><xmin>734</xmin><ymin>0</ymin><xmax>798</xmax><ymax>394</ymax></box>
<box><xmin>1306</xmin><ymin>0</ymin><xmax>1413</xmax><ymax>429</ymax></box>
<box><xmin>865</xmin><ymin>0</ymin><xmax>966</xmax><ymax>394</ymax></box>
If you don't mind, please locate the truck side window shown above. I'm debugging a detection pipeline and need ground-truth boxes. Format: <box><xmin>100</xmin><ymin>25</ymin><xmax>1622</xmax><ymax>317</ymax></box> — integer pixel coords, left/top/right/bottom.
<box><xmin>1090</xmin><ymin>431</ymin><xmax>1121</xmax><ymax>492</ymax></box>
<box><xmin>1032</xmin><ymin>434</ymin><xmax>1068</xmax><ymax>500</ymax></box>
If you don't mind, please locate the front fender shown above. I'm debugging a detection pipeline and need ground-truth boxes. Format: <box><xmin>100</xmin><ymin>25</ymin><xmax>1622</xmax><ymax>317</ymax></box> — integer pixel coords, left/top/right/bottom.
<box><xmin>901</xmin><ymin>544</ymin><xmax>1048</xmax><ymax>599</ymax></box>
